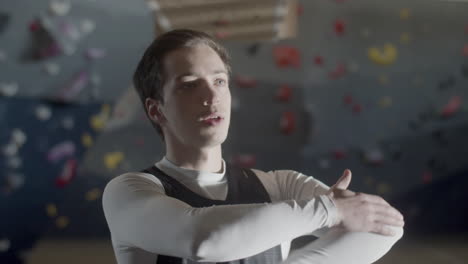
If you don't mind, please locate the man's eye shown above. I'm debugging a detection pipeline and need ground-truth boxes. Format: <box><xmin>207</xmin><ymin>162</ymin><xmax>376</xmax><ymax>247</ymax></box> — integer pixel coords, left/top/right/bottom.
<box><xmin>215</xmin><ymin>79</ymin><xmax>226</xmax><ymax>86</ymax></box>
<box><xmin>181</xmin><ymin>82</ymin><xmax>197</xmax><ymax>89</ymax></box>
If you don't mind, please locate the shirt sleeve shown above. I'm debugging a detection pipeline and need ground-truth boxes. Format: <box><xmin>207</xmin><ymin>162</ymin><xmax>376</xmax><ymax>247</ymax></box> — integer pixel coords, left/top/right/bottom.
<box><xmin>282</xmin><ymin>226</ymin><xmax>403</xmax><ymax>264</ymax></box>
<box><xmin>253</xmin><ymin>169</ymin><xmax>404</xmax><ymax>263</ymax></box>
<box><xmin>102</xmin><ymin>172</ymin><xmax>338</xmax><ymax>262</ymax></box>
<box><xmin>252</xmin><ymin>168</ymin><xmax>341</xmax><ymax>233</ymax></box>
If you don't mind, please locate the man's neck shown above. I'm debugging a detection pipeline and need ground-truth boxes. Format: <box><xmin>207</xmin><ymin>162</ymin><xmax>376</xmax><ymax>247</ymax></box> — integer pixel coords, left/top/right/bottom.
<box><xmin>165</xmin><ymin>143</ymin><xmax>223</xmax><ymax>173</ymax></box>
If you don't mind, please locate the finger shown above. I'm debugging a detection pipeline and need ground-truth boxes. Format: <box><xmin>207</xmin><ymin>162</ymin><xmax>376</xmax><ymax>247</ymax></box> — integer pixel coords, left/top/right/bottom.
<box><xmin>372</xmin><ymin>203</ymin><xmax>404</xmax><ymax>221</ymax></box>
<box><xmin>341</xmin><ymin>169</ymin><xmax>352</xmax><ymax>189</ymax></box>
<box><xmin>335</xmin><ymin>169</ymin><xmax>352</xmax><ymax>190</ymax></box>
<box><xmin>370</xmin><ymin>224</ymin><xmax>397</xmax><ymax>237</ymax></box>
<box><xmin>370</xmin><ymin>194</ymin><xmax>388</xmax><ymax>203</ymax></box>
<box><xmin>374</xmin><ymin>214</ymin><xmax>405</xmax><ymax>227</ymax></box>
<box><xmin>330</xmin><ymin>172</ymin><xmax>343</xmax><ymax>189</ymax></box>
<box><xmin>360</xmin><ymin>193</ymin><xmax>390</xmax><ymax>206</ymax></box>
<box><xmin>341</xmin><ymin>189</ymin><xmax>356</xmax><ymax>197</ymax></box>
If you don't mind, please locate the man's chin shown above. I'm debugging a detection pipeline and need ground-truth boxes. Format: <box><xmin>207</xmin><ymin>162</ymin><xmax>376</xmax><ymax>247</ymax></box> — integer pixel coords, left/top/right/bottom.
<box><xmin>196</xmin><ymin>133</ymin><xmax>228</xmax><ymax>148</ymax></box>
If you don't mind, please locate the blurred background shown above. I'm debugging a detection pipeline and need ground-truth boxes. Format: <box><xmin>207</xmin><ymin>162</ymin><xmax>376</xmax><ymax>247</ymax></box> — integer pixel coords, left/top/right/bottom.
<box><xmin>1</xmin><ymin>0</ymin><xmax>467</xmax><ymax>263</ymax></box>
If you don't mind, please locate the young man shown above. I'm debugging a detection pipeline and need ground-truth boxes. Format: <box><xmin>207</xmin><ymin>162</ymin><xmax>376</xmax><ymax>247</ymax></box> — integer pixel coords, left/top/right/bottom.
<box><xmin>103</xmin><ymin>29</ymin><xmax>405</xmax><ymax>264</ymax></box>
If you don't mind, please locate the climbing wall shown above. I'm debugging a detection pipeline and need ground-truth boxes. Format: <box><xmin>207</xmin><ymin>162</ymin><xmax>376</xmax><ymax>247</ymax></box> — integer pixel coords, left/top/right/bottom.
<box><xmin>0</xmin><ymin>1</ymin><xmax>467</xmax><ymax>262</ymax></box>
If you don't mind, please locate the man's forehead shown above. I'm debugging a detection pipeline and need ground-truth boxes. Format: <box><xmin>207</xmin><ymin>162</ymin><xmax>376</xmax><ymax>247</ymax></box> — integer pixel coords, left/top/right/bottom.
<box><xmin>163</xmin><ymin>45</ymin><xmax>227</xmax><ymax>78</ymax></box>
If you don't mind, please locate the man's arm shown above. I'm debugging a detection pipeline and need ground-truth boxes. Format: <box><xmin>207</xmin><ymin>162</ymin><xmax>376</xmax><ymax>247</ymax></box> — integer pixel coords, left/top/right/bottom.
<box><xmin>254</xmin><ymin>169</ymin><xmax>404</xmax><ymax>263</ymax></box>
<box><xmin>102</xmin><ymin>172</ymin><xmax>337</xmax><ymax>262</ymax></box>
<box><xmin>283</xmin><ymin>226</ymin><xmax>403</xmax><ymax>264</ymax></box>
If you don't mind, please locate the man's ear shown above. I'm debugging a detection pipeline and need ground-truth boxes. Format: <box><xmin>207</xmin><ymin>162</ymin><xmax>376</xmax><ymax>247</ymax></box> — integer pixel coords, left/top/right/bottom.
<box><xmin>145</xmin><ymin>97</ymin><xmax>165</xmax><ymax>124</ymax></box>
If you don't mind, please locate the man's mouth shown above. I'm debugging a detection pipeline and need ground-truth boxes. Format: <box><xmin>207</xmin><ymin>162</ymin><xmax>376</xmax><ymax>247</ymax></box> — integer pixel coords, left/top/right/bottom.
<box><xmin>199</xmin><ymin>113</ymin><xmax>223</xmax><ymax>122</ymax></box>
<box><xmin>198</xmin><ymin>113</ymin><xmax>224</xmax><ymax>125</ymax></box>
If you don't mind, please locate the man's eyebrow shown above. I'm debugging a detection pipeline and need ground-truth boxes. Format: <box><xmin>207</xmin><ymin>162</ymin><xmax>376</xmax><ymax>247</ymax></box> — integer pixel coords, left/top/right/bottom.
<box><xmin>175</xmin><ymin>73</ymin><xmax>193</xmax><ymax>81</ymax></box>
<box><xmin>212</xmin><ymin>69</ymin><xmax>228</xmax><ymax>75</ymax></box>
<box><xmin>175</xmin><ymin>70</ymin><xmax>228</xmax><ymax>80</ymax></box>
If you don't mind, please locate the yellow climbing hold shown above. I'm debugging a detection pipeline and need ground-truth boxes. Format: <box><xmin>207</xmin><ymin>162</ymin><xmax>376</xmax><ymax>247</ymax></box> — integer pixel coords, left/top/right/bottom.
<box><xmin>400</xmin><ymin>8</ymin><xmax>410</xmax><ymax>20</ymax></box>
<box><xmin>400</xmin><ymin>32</ymin><xmax>411</xmax><ymax>44</ymax></box>
<box><xmin>376</xmin><ymin>182</ymin><xmax>391</xmax><ymax>195</ymax></box>
<box><xmin>90</xmin><ymin>104</ymin><xmax>111</xmax><ymax>131</ymax></box>
<box><xmin>368</xmin><ymin>44</ymin><xmax>398</xmax><ymax>66</ymax></box>
<box><xmin>379</xmin><ymin>96</ymin><xmax>393</xmax><ymax>108</ymax></box>
<box><xmin>82</xmin><ymin>133</ymin><xmax>93</xmax><ymax>147</ymax></box>
<box><xmin>85</xmin><ymin>188</ymin><xmax>102</xmax><ymax>201</ymax></box>
<box><xmin>104</xmin><ymin>152</ymin><xmax>124</xmax><ymax>170</ymax></box>
<box><xmin>56</xmin><ymin>216</ymin><xmax>70</xmax><ymax>229</ymax></box>
<box><xmin>46</xmin><ymin>203</ymin><xmax>58</xmax><ymax>218</ymax></box>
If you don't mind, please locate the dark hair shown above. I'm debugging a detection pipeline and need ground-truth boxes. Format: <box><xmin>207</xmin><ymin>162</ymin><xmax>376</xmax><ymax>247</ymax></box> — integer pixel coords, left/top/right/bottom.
<box><xmin>133</xmin><ymin>29</ymin><xmax>231</xmax><ymax>141</ymax></box>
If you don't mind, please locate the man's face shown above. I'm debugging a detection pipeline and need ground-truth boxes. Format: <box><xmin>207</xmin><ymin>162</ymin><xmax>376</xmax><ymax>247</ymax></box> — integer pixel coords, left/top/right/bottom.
<box><xmin>156</xmin><ymin>43</ymin><xmax>231</xmax><ymax>148</ymax></box>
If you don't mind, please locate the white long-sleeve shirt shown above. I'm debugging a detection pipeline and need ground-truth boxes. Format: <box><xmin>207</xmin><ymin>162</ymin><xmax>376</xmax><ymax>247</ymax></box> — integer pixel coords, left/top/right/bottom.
<box><xmin>102</xmin><ymin>157</ymin><xmax>403</xmax><ymax>264</ymax></box>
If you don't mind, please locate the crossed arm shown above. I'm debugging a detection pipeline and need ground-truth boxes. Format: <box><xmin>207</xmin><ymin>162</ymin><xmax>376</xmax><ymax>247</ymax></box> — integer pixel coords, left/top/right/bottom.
<box><xmin>103</xmin><ymin>170</ymin><xmax>403</xmax><ymax>263</ymax></box>
<box><xmin>254</xmin><ymin>169</ymin><xmax>404</xmax><ymax>264</ymax></box>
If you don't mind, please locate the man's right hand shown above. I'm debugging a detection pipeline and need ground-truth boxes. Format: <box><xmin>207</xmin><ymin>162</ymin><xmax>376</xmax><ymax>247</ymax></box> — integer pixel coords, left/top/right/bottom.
<box><xmin>326</xmin><ymin>169</ymin><xmax>405</xmax><ymax>236</ymax></box>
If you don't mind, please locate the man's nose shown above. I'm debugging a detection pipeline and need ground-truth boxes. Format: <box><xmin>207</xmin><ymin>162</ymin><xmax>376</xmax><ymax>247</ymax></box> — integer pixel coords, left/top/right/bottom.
<box><xmin>201</xmin><ymin>80</ymin><xmax>220</xmax><ymax>106</ymax></box>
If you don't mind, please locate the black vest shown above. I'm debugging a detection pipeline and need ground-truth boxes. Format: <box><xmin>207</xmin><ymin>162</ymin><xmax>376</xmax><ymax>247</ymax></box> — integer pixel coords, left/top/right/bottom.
<box><xmin>142</xmin><ymin>163</ymin><xmax>283</xmax><ymax>264</ymax></box>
